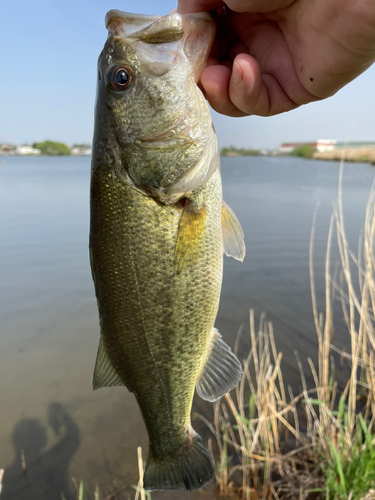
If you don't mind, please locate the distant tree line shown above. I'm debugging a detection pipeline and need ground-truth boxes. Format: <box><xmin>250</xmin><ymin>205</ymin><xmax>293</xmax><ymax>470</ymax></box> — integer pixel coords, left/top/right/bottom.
<box><xmin>32</xmin><ymin>140</ymin><xmax>71</xmax><ymax>156</ymax></box>
<box><xmin>220</xmin><ymin>146</ymin><xmax>260</xmax><ymax>156</ymax></box>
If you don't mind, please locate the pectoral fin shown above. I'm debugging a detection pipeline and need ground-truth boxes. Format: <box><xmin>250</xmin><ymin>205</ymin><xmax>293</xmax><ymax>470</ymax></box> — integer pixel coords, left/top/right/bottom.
<box><xmin>196</xmin><ymin>328</ymin><xmax>242</xmax><ymax>402</ymax></box>
<box><xmin>221</xmin><ymin>201</ymin><xmax>246</xmax><ymax>262</ymax></box>
<box><xmin>174</xmin><ymin>200</ymin><xmax>206</xmax><ymax>271</ymax></box>
<box><xmin>93</xmin><ymin>337</ymin><xmax>126</xmax><ymax>391</ymax></box>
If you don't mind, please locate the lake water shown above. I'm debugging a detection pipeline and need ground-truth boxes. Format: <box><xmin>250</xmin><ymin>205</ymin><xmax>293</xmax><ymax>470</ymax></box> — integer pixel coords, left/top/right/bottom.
<box><xmin>0</xmin><ymin>155</ymin><xmax>374</xmax><ymax>499</ymax></box>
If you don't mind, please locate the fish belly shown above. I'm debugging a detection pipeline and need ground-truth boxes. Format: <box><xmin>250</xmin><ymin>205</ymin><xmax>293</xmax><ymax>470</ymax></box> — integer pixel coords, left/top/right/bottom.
<box><xmin>90</xmin><ymin>166</ymin><xmax>223</xmax><ymax>460</ymax></box>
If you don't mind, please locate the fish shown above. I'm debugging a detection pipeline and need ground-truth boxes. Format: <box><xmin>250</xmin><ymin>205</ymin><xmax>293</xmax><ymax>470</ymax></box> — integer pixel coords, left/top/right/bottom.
<box><xmin>90</xmin><ymin>9</ymin><xmax>246</xmax><ymax>492</ymax></box>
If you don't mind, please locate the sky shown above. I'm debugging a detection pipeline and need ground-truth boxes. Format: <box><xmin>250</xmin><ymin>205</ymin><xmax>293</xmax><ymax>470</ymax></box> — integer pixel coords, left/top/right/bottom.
<box><xmin>1</xmin><ymin>0</ymin><xmax>375</xmax><ymax>150</ymax></box>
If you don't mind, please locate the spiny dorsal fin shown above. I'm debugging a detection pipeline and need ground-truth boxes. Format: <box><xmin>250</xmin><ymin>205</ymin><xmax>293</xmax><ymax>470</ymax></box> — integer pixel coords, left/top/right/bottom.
<box><xmin>196</xmin><ymin>328</ymin><xmax>242</xmax><ymax>402</ymax></box>
<box><xmin>93</xmin><ymin>337</ymin><xmax>125</xmax><ymax>390</ymax></box>
<box><xmin>174</xmin><ymin>199</ymin><xmax>206</xmax><ymax>272</ymax></box>
<box><xmin>221</xmin><ymin>201</ymin><xmax>246</xmax><ymax>262</ymax></box>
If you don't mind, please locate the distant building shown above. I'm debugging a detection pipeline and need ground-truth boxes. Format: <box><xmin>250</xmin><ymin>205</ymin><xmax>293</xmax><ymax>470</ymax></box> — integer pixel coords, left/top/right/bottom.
<box><xmin>334</xmin><ymin>141</ymin><xmax>375</xmax><ymax>149</ymax></box>
<box><xmin>316</xmin><ymin>139</ymin><xmax>336</xmax><ymax>152</ymax></box>
<box><xmin>280</xmin><ymin>139</ymin><xmax>375</xmax><ymax>154</ymax></box>
<box><xmin>15</xmin><ymin>145</ymin><xmax>41</xmax><ymax>155</ymax></box>
<box><xmin>0</xmin><ymin>143</ymin><xmax>16</xmax><ymax>154</ymax></box>
<box><xmin>71</xmin><ymin>145</ymin><xmax>92</xmax><ymax>156</ymax></box>
<box><xmin>279</xmin><ymin>142</ymin><xmax>317</xmax><ymax>154</ymax></box>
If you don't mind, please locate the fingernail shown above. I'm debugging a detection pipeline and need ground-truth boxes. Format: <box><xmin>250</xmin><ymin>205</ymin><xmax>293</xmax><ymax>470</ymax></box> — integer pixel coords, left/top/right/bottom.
<box><xmin>231</xmin><ymin>61</ymin><xmax>243</xmax><ymax>84</ymax></box>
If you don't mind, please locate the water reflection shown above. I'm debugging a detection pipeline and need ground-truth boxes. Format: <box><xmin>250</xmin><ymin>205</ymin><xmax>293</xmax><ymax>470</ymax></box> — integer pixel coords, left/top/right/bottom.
<box><xmin>1</xmin><ymin>156</ymin><xmax>374</xmax><ymax>492</ymax></box>
<box><xmin>2</xmin><ymin>402</ymin><xmax>80</xmax><ymax>500</ymax></box>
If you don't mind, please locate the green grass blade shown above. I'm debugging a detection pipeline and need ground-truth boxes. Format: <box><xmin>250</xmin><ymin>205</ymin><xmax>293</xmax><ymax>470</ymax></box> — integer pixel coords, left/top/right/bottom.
<box><xmin>78</xmin><ymin>481</ymin><xmax>84</xmax><ymax>500</ymax></box>
<box><xmin>94</xmin><ymin>484</ymin><xmax>100</xmax><ymax>500</ymax></box>
<box><xmin>327</xmin><ymin>439</ymin><xmax>346</xmax><ymax>494</ymax></box>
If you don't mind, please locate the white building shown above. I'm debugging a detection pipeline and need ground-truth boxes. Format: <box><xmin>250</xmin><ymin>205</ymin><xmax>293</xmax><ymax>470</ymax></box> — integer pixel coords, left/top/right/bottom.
<box><xmin>16</xmin><ymin>145</ymin><xmax>41</xmax><ymax>155</ymax></box>
<box><xmin>71</xmin><ymin>146</ymin><xmax>92</xmax><ymax>156</ymax></box>
<box><xmin>280</xmin><ymin>139</ymin><xmax>337</xmax><ymax>154</ymax></box>
<box><xmin>316</xmin><ymin>139</ymin><xmax>336</xmax><ymax>152</ymax></box>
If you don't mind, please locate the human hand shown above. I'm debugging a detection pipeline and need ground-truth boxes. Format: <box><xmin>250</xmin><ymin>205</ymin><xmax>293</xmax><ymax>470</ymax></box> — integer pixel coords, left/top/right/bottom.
<box><xmin>177</xmin><ymin>0</ymin><xmax>375</xmax><ymax>117</ymax></box>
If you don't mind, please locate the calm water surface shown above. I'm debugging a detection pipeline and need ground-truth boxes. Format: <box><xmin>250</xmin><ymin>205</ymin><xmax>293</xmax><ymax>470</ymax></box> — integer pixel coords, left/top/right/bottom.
<box><xmin>0</xmin><ymin>155</ymin><xmax>374</xmax><ymax>498</ymax></box>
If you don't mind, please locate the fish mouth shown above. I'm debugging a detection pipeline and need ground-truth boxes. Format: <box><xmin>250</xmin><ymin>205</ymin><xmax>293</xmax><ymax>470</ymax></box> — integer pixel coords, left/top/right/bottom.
<box><xmin>105</xmin><ymin>10</ymin><xmax>216</xmax><ymax>82</ymax></box>
<box><xmin>105</xmin><ymin>10</ymin><xmax>161</xmax><ymax>35</ymax></box>
<box><xmin>105</xmin><ymin>10</ymin><xmax>184</xmax><ymax>43</ymax></box>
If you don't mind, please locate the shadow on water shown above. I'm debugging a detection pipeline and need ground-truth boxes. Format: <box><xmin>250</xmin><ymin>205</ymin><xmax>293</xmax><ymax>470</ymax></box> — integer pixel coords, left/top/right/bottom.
<box><xmin>2</xmin><ymin>402</ymin><xmax>80</xmax><ymax>500</ymax></box>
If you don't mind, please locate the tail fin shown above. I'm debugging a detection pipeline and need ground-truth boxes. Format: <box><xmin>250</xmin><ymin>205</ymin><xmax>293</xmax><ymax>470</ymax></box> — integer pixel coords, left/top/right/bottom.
<box><xmin>143</xmin><ymin>431</ymin><xmax>215</xmax><ymax>491</ymax></box>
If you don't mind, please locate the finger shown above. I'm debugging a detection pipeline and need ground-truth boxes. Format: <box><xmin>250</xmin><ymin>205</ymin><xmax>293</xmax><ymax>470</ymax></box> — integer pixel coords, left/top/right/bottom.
<box><xmin>228</xmin><ymin>54</ymin><xmax>299</xmax><ymax>115</ymax></box>
<box><xmin>178</xmin><ymin>6</ymin><xmax>235</xmax><ymax>61</ymax></box>
<box><xmin>229</xmin><ymin>40</ymin><xmax>248</xmax><ymax>61</ymax></box>
<box><xmin>207</xmin><ymin>56</ymin><xmax>233</xmax><ymax>70</ymax></box>
<box><xmin>177</xmin><ymin>0</ymin><xmax>224</xmax><ymax>14</ymax></box>
<box><xmin>177</xmin><ymin>0</ymin><xmax>294</xmax><ymax>15</ymax></box>
<box><xmin>228</xmin><ymin>54</ymin><xmax>261</xmax><ymax>112</ymax></box>
<box><xmin>197</xmin><ymin>57</ymin><xmax>217</xmax><ymax>93</ymax></box>
<box><xmin>210</xmin><ymin>28</ymin><xmax>232</xmax><ymax>60</ymax></box>
<box><xmin>207</xmin><ymin>56</ymin><xmax>219</xmax><ymax>66</ymax></box>
<box><xmin>223</xmin><ymin>0</ymin><xmax>294</xmax><ymax>13</ymax></box>
<box><xmin>200</xmin><ymin>65</ymin><xmax>248</xmax><ymax>117</ymax></box>
<box><xmin>199</xmin><ymin>58</ymin><xmax>232</xmax><ymax>94</ymax></box>
<box><xmin>227</xmin><ymin>12</ymin><xmax>319</xmax><ymax>105</ymax></box>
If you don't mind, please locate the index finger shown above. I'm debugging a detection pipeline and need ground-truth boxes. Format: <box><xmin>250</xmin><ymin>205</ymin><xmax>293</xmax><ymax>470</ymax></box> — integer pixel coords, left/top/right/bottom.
<box><xmin>177</xmin><ymin>0</ymin><xmax>224</xmax><ymax>14</ymax></box>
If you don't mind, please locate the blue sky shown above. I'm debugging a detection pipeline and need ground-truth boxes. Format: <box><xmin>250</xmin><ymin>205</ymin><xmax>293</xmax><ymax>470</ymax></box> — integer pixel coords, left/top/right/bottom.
<box><xmin>1</xmin><ymin>0</ymin><xmax>374</xmax><ymax>150</ymax></box>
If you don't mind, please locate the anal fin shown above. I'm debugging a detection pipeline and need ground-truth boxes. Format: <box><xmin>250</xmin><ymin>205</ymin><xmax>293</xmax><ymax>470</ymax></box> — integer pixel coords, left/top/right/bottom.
<box><xmin>93</xmin><ymin>337</ymin><xmax>126</xmax><ymax>391</ymax></box>
<box><xmin>196</xmin><ymin>328</ymin><xmax>242</xmax><ymax>402</ymax></box>
<box><xmin>221</xmin><ymin>201</ymin><xmax>246</xmax><ymax>262</ymax></box>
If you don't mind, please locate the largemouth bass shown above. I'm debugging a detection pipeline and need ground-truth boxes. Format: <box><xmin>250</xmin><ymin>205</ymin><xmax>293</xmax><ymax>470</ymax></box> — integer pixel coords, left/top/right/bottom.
<box><xmin>90</xmin><ymin>9</ymin><xmax>245</xmax><ymax>492</ymax></box>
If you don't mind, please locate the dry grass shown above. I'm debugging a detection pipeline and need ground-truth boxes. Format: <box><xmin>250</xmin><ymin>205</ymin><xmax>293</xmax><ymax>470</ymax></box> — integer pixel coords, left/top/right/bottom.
<box><xmin>203</xmin><ymin>160</ymin><xmax>375</xmax><ymax>499</ymax></box>
<box><xmin>0</xmin><ymin>468</ymin><xmax>4</xmax><ymax>496</ymax></box>
<box><xmin>313</xmin><ymin>148</ymin><xmax>375</xmax><ymax>163</ymax></box>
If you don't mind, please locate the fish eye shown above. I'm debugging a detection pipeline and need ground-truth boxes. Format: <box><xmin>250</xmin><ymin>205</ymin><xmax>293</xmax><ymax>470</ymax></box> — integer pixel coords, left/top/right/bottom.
<box><xmin>109</xmin><ymin>66</ymin><xmax>132</xmax><ymax>92</ymax></box>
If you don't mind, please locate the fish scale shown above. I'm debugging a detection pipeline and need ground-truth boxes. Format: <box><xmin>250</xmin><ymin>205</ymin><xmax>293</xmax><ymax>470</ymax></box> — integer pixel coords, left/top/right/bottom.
<box><xmin>90</xmin><ymin>10</ymin><xmax>245</xmax><ymax>491</ymax></box>
<box><xmin>91</xmin><ymin>166</ymin><xmax>222</xmax><ymax>450</ymax></box>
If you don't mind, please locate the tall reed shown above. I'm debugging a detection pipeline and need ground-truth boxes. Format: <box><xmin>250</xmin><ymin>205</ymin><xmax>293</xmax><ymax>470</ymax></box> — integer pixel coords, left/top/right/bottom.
<box><xmin>204</xmin><ymin>160</ymin><xmax>375</xmax><ymax>499</ymax></box>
